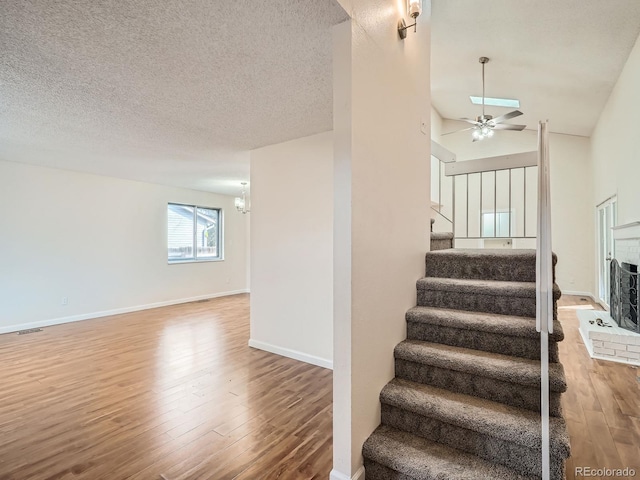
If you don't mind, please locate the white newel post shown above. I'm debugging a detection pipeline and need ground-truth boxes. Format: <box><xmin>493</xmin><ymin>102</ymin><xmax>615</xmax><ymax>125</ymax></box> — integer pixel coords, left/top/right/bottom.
<box><xmin>536</xmin><ymin>121</ymin><xmax>553</xmax><ymax>480</ymax></box>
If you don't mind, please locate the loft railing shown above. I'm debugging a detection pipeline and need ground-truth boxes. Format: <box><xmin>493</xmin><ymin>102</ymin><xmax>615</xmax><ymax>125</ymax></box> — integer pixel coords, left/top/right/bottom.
<box><xmin>443</xmin><ymin>151</ymin><xmax>539</xmax><ymax>241</ymax></box>
<box><xmin>430</xmin><ymin>140</ymin><xmax>456</xmax><ymax>230</ymax></box>
<box><xmin>536</xmin><ymin>121</ymin><xmax>553</xmax><ymax>480</ymax></box>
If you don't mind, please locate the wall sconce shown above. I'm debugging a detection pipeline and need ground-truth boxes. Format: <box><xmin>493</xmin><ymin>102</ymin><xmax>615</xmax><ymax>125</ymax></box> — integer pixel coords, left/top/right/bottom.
<box><xmin>398</xmin><ymin>0</ymin><xmax>422</xmax><ymax>39</ymax></box>
<box><xmin>234</xmin><ymin>182</ymin><xmax>250</xmax><ymax>214</ymax></box>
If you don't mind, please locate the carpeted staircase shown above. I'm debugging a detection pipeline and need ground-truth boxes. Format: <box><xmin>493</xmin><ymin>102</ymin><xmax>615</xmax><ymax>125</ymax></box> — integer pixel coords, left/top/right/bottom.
<box><xmin>362</xmin><ymin>247</ymin><xmax>570</xmax><ymax>480</ymax></box>
<box><xmin>430</xmin><ymin>218</ymin><xmax>454</xmax><ymax>251</ymax></box>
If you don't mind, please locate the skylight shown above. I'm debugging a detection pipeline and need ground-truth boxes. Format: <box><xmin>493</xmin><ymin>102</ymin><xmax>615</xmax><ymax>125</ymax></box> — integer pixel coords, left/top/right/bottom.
<box><xmin>470</xmin><ymin>96</ymin><xmax>520</xmax><ymax>108</ymax></box>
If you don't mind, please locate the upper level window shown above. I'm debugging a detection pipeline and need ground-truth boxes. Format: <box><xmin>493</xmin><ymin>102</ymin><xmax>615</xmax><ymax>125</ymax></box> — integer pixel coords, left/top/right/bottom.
<box><xmin>482</xmin><ymin>211</ymin><xmax>511</xmax><ymax>238</ymax></box>
<box><xmin>167</xmin><ymin>203</ymin><xmax>222</xmax><ymax>263</ymax></box>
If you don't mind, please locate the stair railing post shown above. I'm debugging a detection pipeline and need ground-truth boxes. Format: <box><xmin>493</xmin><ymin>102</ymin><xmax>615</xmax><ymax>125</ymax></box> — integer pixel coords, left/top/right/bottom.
<box><xmin>536</xmin><ymin>120</ymin><xmax>552</xmax><ymax>480</ymax></box>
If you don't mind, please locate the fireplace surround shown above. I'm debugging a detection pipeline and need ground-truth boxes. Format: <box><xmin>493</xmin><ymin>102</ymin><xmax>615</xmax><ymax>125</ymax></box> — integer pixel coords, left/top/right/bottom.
<box><xmin>610</xmin><ymin>259</ymin><xmax>639</xmax><ymax>334</ymax></box>
<box><xmin>577</xmin><ymin>221</ymin><xmax>640</xmax><ymax>365</ymax></box>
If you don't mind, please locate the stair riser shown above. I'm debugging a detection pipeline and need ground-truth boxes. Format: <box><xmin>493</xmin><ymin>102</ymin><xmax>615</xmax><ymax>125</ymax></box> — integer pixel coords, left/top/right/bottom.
<box><xmin>426</xmin><ymin>257</ymin><xmax>539</xmax><ymax>282</ymax></box>
<box><xmin>362</xmin><ymin>461</ymin><xmax>416</xmax><ymax>480</ymax></box>
<box><xmin>395</xmin><ymin>359</ymin><xmax>563</xmax><ymax>416</ymax></box>
<box><xmin>425</xmin><ymin>258</ymin><xmax>536</xmax><ymax>282</ymax></box>
<box><xmin>381</xmin><ymin>404</ymin><xmax>565</xmax><ymax>480</ymax></box>
<box><xmin>417</xmin><ymin>289</ymin><xmax>559</xmax><ymax>318</ymax></box>
<box><xmin>430</xmin><ymin>239</ymin><xmax>453</xmax><ymax>251</ymax></box>
<box><xmin>406</xmin><ymin>322</ymin><xmax>560</xmax><ymax>361</ymax></box>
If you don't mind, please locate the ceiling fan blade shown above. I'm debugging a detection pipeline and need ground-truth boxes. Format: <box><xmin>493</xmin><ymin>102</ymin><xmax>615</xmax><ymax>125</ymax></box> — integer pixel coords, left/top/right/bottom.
<box><xmin>493</xmin><ymin>124</ymin><xmax>526</xmax><ymax>131</ymax></box>
<box><xmin>459</xmin><ymin>118</ymin><xmax>482</xmax><ymax>126</ymax></box>
<box><xmin>491</xmin><ymin>110</ymin><xmax>523</xmax><ymax>124</ymax></box>
<box><xmin>442</xmin><ymin>127</ymin><xmax>475</xmax><ymax>136</ymax></box>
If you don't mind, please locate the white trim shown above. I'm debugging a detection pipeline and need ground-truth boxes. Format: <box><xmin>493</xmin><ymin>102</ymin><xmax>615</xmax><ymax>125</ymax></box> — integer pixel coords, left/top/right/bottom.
<box><xmin>0</xmin><ymin>290</ymin><xmax>250</xmax><ymax>335</ymax></box>
<box><xmin>330</xmin><ymin>466</ymin><xmax>365</xmax><ymax>480</ymax></box>
<box><xmin>445</xmin><ymin>151</ymin><xmax>537</xmax><ymax>176</ymax></box>
<box><xmin>562</xmin><ymin>291</ymin><xmax>596</xmax><ymax>301</ymax></box>
<box><xmin>431</xmin><ymin>140</ymin><xmax>456</xmax><ymax>164</ymax></box>
<box><xmin>248</xmin><ymin>339</ymin><xmax>333</xmax><ymax>370</ymax></box>
<box><xmin>612</xmin><ymin>221</ymin><xmax>640</xmax><ymax>240</ymax></box>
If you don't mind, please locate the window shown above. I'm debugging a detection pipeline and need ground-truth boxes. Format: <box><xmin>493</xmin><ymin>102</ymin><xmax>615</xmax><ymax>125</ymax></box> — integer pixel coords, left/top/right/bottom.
<box><xmin>167</xmin><ymin>203</ymin><xmax>222</xmax><ymax>262</ymax></box>
<box><xmin>482</xmin><ymin>211</ymin><xmax>512</xmax><ymax>238</ymax></box>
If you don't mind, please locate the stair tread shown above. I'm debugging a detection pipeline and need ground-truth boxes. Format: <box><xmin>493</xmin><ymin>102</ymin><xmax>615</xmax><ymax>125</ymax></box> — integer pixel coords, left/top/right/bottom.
<box><xmin>430</xmin><ymin>232</ymin><xmax>454</xmax><ymax>240</ymax></box>
<box><xmin>426</xmin><ymin>248</ymin><xmax>556</xmax><ymax>262</ymax></box>
<box><xmin>363</xmin><ymin>425</ymin><xmax>534</xmax><ymax>480</ymax></box>
<box><xmin>417</xmin><ymin>276</ymin><xmax>562</xmax><ymax>299</ymax></box>
<box><xmin>381</xmin><ymin>378</ymin><xmax>570</xmax><ymax>458</ymax></box>
<box><xmin>406</xmin><ymin>306</ymin><xmax>564</xmax><ymax>341</ymax></box>
<box><xmin>395</xmin><ymin>339</ymin><xmax>567</xmax><ymax>391</ymax></box>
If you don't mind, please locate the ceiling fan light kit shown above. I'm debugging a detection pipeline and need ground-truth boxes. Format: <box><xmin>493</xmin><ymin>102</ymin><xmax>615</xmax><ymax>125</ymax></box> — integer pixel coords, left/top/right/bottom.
<box><xmin>444</xmin><ymin>56</ymin><xmax>527</xmax><ymax>142</ymax></box>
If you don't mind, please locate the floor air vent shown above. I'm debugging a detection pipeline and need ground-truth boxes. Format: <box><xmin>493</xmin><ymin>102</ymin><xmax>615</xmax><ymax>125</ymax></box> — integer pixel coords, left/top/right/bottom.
<box><xmin>17</xmin><ymin>328</ymin><xmax>43</xmax><ymax>335</ymax></box>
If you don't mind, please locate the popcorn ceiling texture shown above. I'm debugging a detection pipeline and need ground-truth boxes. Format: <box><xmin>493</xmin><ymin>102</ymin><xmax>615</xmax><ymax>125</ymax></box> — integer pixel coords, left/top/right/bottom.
<box><xmin>0</xmin><ymin>1</ymin><xmax>348</xmax><ymax>194</ymax></box>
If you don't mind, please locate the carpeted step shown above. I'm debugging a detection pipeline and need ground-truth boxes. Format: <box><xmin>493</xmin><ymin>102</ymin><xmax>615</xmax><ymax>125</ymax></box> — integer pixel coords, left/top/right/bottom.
<box><xmin>416</xmin><ymin>277</ymin><xmax>561</xmax><ymax>318</ymax></box>
<box><xmin>425</xmin><ymin>248</ymin><xmax>557</xmax><ymax>282</ymax></box>
<box><xmin>429</xmin><ymin>232</ymin><xmax>454</xmax><ymax>251</ymax></box>
<box><xmin>406</xmin><ymin>306</ymin><xmax>563</xmax><ymax>361</ymax></box>
<box><xmin>380</xmin><ymin>379</ymin><xmax>570</xmax><ymax>480</ymax></box>
<box><xmin>394</xmin><ymin>339</ymin><xmax>566</xmax><ymax>416</ymax></box>
<box><xmin>363</xmin><ymin>425</ymin><xmax>534</xmax><ymax>480</ymax></box>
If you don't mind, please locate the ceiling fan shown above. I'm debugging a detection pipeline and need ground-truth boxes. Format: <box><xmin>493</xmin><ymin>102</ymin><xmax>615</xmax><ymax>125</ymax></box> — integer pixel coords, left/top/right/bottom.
<box><xmin>444</xmin><ymin>57</ymin><xmax>526</xmax><ymax>142</ymax></box>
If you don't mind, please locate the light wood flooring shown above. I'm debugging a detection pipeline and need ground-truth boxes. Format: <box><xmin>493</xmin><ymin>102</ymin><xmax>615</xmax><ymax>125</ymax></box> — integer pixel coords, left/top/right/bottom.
<box><xmin>559</xmin><ymin>295</ymin><xmax>640</xmax><ymax>480</ymax></box>
<box><xmin>0</xmin><ymin>294</ymin><xmax>332</xmax><ymax>480</ymax></box>
<box><xmin>0</xmin><ymin>294</ymin><xmax>638</xmax><ymax>479</ymax></box>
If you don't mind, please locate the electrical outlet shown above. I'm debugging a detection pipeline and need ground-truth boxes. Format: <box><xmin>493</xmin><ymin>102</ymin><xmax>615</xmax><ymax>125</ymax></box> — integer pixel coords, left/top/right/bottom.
<box><xmin>61</xmin><ymin>297</ymin><xmax>68</xmax><ymax>306</ymax></box>
<box><xmin>226</xmin><ymin>277</ymin><xmax>231</xmax><ymax>284</ymax></box>
<box><xmin>420</xmin><ymin>118</ymin><xmax>428</xmax><ymax>135</ymax></box>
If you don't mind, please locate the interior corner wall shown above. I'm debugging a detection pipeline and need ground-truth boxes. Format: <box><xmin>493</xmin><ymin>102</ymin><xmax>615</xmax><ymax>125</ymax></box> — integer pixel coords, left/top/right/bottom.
<box><xmin>431</xmin><ymin>105</ymin><xmax>443</xmax><ymax>139</ymax></box>
<box><xmin>0</xmin><ymin>160</ymin><xmax>249</xmax><ymax>332</ymax></box>
<box><xmin>332</xmin><ymin>0</ymin><xmax>431</xmax><ymax>476</ymax></box>
<box><xmin>437</xmin><ymin>124</ymin><xmax>595</xmax><ymax>297</ymax></box>
<box><xmin>590</xmin><ymin>31</ymin><xmax>640</xmax><ymax>226</ymax></box>
<box><xmin>249</xmin><ymin>131</ymin><xmax>334</xmax><ymax>369</ymax></box>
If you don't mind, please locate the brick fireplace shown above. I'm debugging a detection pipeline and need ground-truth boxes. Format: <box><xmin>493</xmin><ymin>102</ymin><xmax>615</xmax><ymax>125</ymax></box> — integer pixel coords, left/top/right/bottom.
<box><xmin>578</xmin><ymin>221</ymin><xmax>640</xmax><ymax>366</ymax></box>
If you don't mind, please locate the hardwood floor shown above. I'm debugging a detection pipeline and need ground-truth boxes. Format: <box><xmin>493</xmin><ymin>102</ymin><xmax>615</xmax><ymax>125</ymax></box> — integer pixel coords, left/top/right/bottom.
<box><xmin>0</xmin><ymin>294</ymin><xmax>332</xmax><ymax>480</ymax></box>
<box><xmin>1</xmin><ymin>293</ymin><xmax>638</xmax><ymax>479</ymax></box>
<box><xmin>559</xmin><ymin>295</ymin><xmax>640</xmax><ymax>480</ymax></box>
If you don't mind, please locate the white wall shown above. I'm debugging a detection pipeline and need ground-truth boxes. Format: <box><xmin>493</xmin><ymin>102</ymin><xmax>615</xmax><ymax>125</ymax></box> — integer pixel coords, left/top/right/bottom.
<box><xmin>437</xmin><ymin>119</ymin><xmax>595</xmax><ymax>297</ymax></box>
<box><xmin>0</xmin><ymin>160</ymin><xmax>249</xmax><ymax>332</ymax></box>
<box><xmin>591</xmin><ymin>32</ymin><xmax>640</xmax><ymax>227</ymax></box>
<box><xmin>332</xmin><ymin>0</ymin><xmax>431</xmax><ymax>476</ymax></box>
<box><xmin>431</xmin><ymin>105</ymin><xmax>443</xmax><ymax>138</ymax></box>
<box><xmin>249</xmin><ymin>132</ymin><xmax>334</xmax><ymax>369</ymax></box>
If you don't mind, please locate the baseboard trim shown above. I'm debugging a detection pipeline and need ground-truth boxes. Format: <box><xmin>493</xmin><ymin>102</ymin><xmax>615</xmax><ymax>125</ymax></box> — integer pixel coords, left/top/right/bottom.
<box><xmin>0</xmin><ymin>289</ymin><xmax>250</xmax><ymax>335</ymax></box>
<box><xmin>562</xmin><ymin>290</ymin><xmax>596</xmax><ymax>301</ymax></box>
<box><xmin>248</xmin><ymin>339</ymin><xmax>333</xmax><ymax>370</ymax></box>
<box><xmin>330</xmin><ymin>466</ymin><xmax>365</xmax><ymax>480</ymax></box>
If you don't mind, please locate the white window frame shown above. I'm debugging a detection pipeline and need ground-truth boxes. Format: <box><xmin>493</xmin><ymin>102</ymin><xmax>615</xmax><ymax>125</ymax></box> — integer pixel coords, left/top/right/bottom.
<box><xmin>167</xmin><ymin>203</ymin><xmax>224</xmax><ymax>264</ymax></box>
<box><xmin>481</xmin><ymin>209</ymin><xmax>515</xmax><ymax>238</ymax></box>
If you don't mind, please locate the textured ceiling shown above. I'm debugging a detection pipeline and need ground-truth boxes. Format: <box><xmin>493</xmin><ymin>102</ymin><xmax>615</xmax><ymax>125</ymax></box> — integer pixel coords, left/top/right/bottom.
<box><xmin>431</xmin><ymin>0</ymin><xmax>640</xmax><ymax>138</ymax></box>
<box><xmin>0</xmin><ymin>1</ymin><xmax>348</xmax><ymax>194</ymax></box>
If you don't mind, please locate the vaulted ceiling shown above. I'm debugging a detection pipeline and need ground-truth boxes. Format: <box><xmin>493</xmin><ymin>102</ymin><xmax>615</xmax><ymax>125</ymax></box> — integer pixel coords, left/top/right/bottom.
<box><xmin>431</xmin><ymin>0</ymin><xmax>640</xmax><ymax>138</ymax></box>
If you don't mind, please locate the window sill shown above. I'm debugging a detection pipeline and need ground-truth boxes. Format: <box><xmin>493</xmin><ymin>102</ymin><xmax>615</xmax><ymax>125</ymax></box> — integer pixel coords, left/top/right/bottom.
<box><xmin>168</xmin><ymin>258</ymin><xmax>224</xmax><ymax>265</ymax></box>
